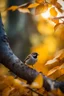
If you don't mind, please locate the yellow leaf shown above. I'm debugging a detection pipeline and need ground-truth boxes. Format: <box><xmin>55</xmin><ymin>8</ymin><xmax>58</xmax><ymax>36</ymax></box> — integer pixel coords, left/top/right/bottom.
<box><xmin>14</xmin><ymin>79</ymin><xmax>28</xmax><ymax>88</ymax></box>
<box><xmin>48</xmin><ymin>3</ymin><xmax>52</xmax><ymax>7</ymax></box>
<box><xmin>45</xmin><ymin>58</ymin><xmax>58</xmax><ymax>65</ymax></box>
<box><xmin>18</xmin><ymin>8</ymin><xmax>30</xmax><ymax>13</ymax></box>
<box><xmin>31</xmin><ymin>73</ymin><xmax>43</xmax><ymax>89</ymax></box>
<box><xmin>28</xmin><ymin>3</ymin><xmax>39</xmax><ymax>8</ymax></box>
<box><xmin>7</xmin><ymin>6</ymin><xmax>18</xmax><ymax>11</ymax></box>
<box><xmin>50</xmin><ymin>7</ymin><xmax>57</xmax><ymax>16</ymax></box>
<box><xmin>54</xmin><ymin>23</ymin><xmax>64</xmax><ymax>40</ymax></box>
<box><xmin>47</xmin><ymin>66</ymin><xmax>59</xmax><ymax>76</ymax></box>
<box><xmin>54</xmin><ymin>49</ymin><xmax>64</xmax><ymax>59</ymax></box>
<box><xmin>13</xmin><ymin>79</ymin><xmax>26</xmax><ymax>93</ymax></box>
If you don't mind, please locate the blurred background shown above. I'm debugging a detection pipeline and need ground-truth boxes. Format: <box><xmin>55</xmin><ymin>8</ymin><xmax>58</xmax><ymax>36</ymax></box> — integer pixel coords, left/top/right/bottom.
<box><xmin>0</xmin><ymin>0</ymin><xmax>64</xmax><ymax>75</ymax></box>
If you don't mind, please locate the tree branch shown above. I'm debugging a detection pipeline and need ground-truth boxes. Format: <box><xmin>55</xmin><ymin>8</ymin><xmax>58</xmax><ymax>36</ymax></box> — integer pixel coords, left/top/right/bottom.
<box><xmin>50</xmin><ymin>16</ymin><xmax>64</xmax><ymax>20</ymax></box>
<box><xmin>0</xmin><ymin>14</ymin><xmax>64</xmax><ymax>93</ymax></box>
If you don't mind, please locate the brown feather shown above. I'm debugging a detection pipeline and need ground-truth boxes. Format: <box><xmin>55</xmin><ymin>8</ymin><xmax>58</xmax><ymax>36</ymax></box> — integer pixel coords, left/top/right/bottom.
<box><xmin>24</xmin><ymin>55</ymin><xmax>31</xmax><ymax>63</ymax></box>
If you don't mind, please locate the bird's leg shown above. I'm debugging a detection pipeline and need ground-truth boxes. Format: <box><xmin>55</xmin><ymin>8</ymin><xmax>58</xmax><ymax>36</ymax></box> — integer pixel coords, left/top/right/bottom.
<box><xmin>32</xmin><ymin>65</ymin><xmax>33</xmax><ymax>68</ymax></box>
<box><xmin>32</xmin><ymin>65</ymin><xmax>34</xmax><ymax>69</ymax></box>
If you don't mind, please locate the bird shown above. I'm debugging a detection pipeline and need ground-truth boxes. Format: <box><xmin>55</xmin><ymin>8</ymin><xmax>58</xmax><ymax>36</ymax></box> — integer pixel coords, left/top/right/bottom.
<box><xmin>24</xmin><ymin>52</ymin><xmax>39</xmax><ymax>67</ymax></box>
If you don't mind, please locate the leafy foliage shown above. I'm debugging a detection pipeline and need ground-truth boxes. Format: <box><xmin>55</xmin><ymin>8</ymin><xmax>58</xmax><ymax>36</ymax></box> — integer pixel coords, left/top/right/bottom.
<box><xmin>45</xmin><ymin>49</ymin><xmax>64</xmax><ymax>80</ymax></box>
<box><xmin>7</xmin><ymin>0</ymin><xmax>64</xmax><ymax>15</ymax></box>
<box><xmin>6</xmin><ymin>0</ymin><xmax>64</xmax><ymax>25</ymax></box>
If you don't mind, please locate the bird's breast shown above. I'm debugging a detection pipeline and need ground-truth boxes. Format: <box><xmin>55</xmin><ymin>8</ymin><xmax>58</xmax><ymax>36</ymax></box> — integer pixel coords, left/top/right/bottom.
<box><xmin>26</xmin><ymin>58</ymin><xmax>37</xmax><ymax>65</ymax></box>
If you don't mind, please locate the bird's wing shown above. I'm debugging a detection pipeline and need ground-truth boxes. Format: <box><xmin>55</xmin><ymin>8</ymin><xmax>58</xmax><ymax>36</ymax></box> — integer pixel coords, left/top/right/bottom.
<box><xmin>24</xmin><ymin>55</ymin><xmax>31</xmax><ymax>63</ymax></box>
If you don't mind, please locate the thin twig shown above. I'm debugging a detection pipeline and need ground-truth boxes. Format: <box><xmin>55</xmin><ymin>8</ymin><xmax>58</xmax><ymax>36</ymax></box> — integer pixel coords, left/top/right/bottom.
<box><xmin>27</xmin><ymin>87</ymin><xmax>44</xmax><ymax>96</ymax></box>
<box><xmin>50</xmin><ymin>16</ymin><xmax>64</xmax><ymax>20</ymax></box>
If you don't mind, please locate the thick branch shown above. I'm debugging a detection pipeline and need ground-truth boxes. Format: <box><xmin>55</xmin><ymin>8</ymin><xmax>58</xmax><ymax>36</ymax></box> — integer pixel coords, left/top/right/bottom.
<box><xmin>0</xmin><ymin>14</ymin><xmax>64</xmax><ymax>93</ymax></box>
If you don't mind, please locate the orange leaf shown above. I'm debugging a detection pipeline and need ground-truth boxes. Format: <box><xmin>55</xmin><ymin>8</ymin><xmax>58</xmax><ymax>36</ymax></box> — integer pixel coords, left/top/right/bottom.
<box><xmin>55</xmin><ymin>2</ymin><xmax>62</xmax><ymax>9</ymax></box>
<box><xmin>50</xmin><ymin>7</ymin><xmax>57</xmax><ymax>16</ymax></box>
<box><xmin>35</xmin><ymin>3</ymin><xmax>48</xmax><ymax>15</ymax></box>
<box><xmin>2</xmin><ymin>87</ymin><xmax>14</xmax><ymax>96</ymax></box>
<box><xmin>54</xmin><ymin>49</ymin><xmax>64</xmax><ymax>59</ymax></box>
<box><xmin>31</xmin><ymin>73</ymin><xmax>43</xmax><ymax>89</ymax></box>
<box><xmin>54</xmin><ymin>23</ymin><xmax>64</xmax><ymax>40</ymax></box>
<box><xmin>7</xmin><ymin>6</ymin><xmax>18</xmax><ymax>11</ymax></box>
<box><xmin>50</xmin><ymin>0</ymin><xmax>57</xmax><ymax>4</ymax></box>
<box><xmin>57</xmin><ymin>89</ymin><xmax>64</xmax><ymax>96</ymax></box>
<box><xmin>51</xmin><ymin>19</ymin><xmax>59</xmax><ymax>24</ymax></box>
<box><xmin>36</xmin><ymin>0</ymin><xmax>45</xmax><ymax>4</ymax></box>
<box><xmin>28</xmin><ymin>3</ymin><xmax>39</xmax><ymax>8</ymax></box>
<box><xmin>55</xmin><ymin>2</ymin><xmax>63</xmax><ymax>13</ymax></box>
<box><xmin>54</xmin><ymin>23</ymin><xmax>62</xmax><ymax>31</ymax></box>
<box><xmin>47</xmin><ymin>66</ymin><xmax>59</xmax><ymax>76</ymax></box>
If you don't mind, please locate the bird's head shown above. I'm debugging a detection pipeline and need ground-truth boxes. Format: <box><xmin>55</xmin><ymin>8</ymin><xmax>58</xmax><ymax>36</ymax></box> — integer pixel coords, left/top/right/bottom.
<box><xmin>32</xmin><ymin>52</ymin><xmax>39</xmax><ymax>58</ymax></box>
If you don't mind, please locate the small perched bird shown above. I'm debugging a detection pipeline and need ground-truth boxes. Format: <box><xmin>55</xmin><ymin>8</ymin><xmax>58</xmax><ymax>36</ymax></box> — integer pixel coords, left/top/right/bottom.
<box><xmin>24</xmin><ymin>52</ymin><xmax>39</xmax><ymax>66</ymax></box>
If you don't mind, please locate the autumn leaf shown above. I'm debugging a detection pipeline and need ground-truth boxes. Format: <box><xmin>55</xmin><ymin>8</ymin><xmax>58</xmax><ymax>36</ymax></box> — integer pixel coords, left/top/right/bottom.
<box><xmin>51</xmin><ymin>19</ymin><xmax>59</xmax><ymax>24</ymax></box>
<box><xmin>31</xmin><ymin>73</ymin><xmax>43</xmax><ymax>89</ymax></box>
<box><xmin>7</xmin><ymin>6</ymin><xmax>18</xmax><ymax>11</ymax></box>
<box><xmin>47</xmin><ymin>63</ymin><xmax>64</xmax><ymax>78</ymax></box>
<box><xmin>18</xmin><ymin>8</ymin><xmax>30</xmax><ymax>13</ymax></box>
<box><xmin>14</xmin><ymin>79</ymin><xmax>28</xmax><ymax>87</ymax></box>
<box><xmin>7</xmin><ymin>2</ymin><xmax>30</xmax><ymax>12</ymax></box>
<box><xmin>54</xmin><ymin>23</ymin><xmax>64</xmax><ymax>32</ymax></box>
<box><xmin>47</xmin><ymin>66</ymin><xmax>59</xmax><ymax>76</ymax></box>
<box><xmin>54</xmin><ymin>49</ymin><xmax>64</xmax><ymax>59</ymax></box>
<box><xmin>35</xmin><ymin>3</ymin><xmax>48</xmax><ymax>15</ymax></box>
<box><xmin>2</xmin><ymin>87</ymin><xmax>14</xmax><ymax>96</ymax></box>
<box><xmin>36</xmin><ymin>0</ymin><xmax>45</xmax><ymax>4</ymax></box>
<box><xmin>55</xmin><ymin>2</ymin><xmax>62</xmax><ymax>9</ymax></box>
<box><xmin>50</xmin><ymin>7</ymin><xmax>57</xmax><ymax>16</ymax></box>
<box><xmin>45</xmin><ymin>58</ymin><xmax>58</xmax><ymax>65</ymax></box>
<box><xmin>28</xmin><ymin>3</ymin><xmax>39</xmax><ymax>8</ymax></box>
<box><xmin>54</xmin><ymin>23</ymin><xmax>64</xmax><ymax>40</ymax></box>
<box><xmin>55</xmin><ymin>2</ymin><xmax>63</xmax><ymax>13</ymax></box>
<box><xmin>48</xmin><ymin>3</ymin><xmax>52</xmax><ymax>8</ymax></box>
<box><xmin>60</xmin><ymin>63</ymin><xmax>64</xmax><ymax>69</ymax></box>
<box><xmin>7</xmin><ymin>3</ymin><xmax>39</xmax><ymax>13</ymax></box>
<box><xmin>50</xmin><ymin>0</ymin><xmax>57</xmax><ymax>5</ymax></box>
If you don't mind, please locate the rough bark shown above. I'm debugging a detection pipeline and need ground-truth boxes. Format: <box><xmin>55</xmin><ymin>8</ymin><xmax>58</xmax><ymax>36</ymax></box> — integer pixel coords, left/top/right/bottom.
<box><xmin>0</xmin><ymin>14</ymin><xmax>64</xmax><ymax>93</ymax></box>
